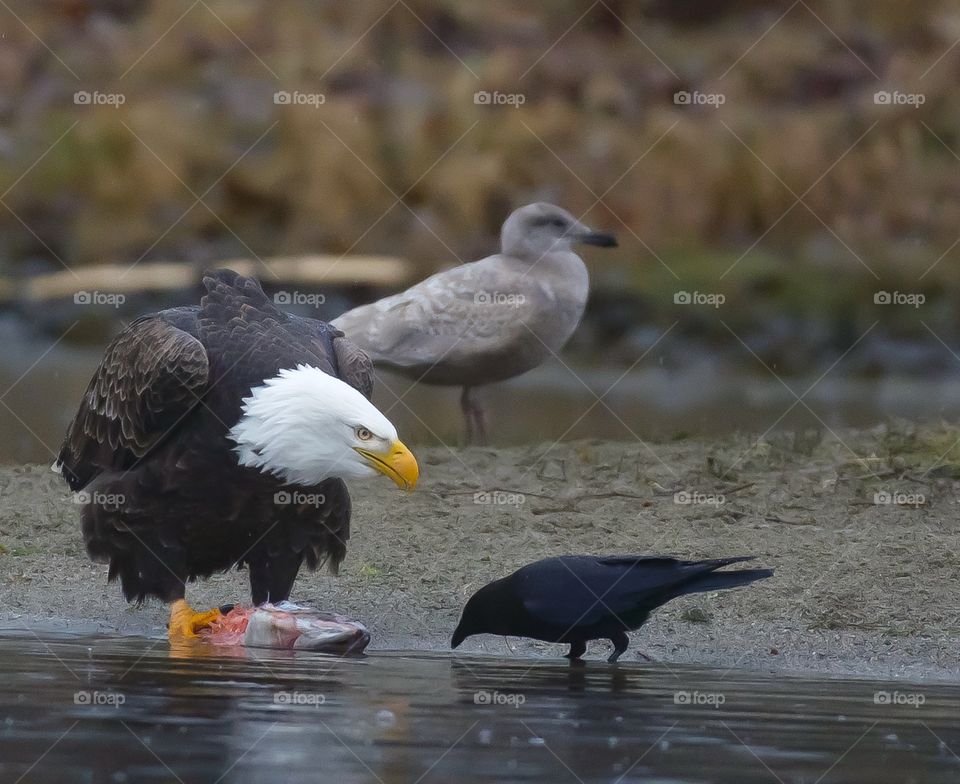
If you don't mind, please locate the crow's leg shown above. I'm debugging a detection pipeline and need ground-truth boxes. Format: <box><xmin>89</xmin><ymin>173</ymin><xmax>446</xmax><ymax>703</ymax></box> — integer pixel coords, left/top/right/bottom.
<box><xmin>564</xmin><ymin>640</ymin><xmax>587</xmax><ymax>660</ymax></box>
<box><xmin>607</xmin><ymin>631</ymin><xmax>629</xmax><ymax>663</ymax></box>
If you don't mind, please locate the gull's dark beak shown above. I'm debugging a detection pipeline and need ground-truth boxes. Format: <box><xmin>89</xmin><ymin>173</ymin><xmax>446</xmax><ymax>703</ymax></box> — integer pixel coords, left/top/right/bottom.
<box><xmin>579</xmin><ymin>231</ymin><xmax>618</xmax><ymax>248</ymax></box>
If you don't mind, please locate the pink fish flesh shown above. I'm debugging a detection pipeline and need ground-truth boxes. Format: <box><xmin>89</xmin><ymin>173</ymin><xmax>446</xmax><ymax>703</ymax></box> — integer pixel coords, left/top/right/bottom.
<box><xmin>200</xmin><ymin>601</ymin><xmax>370</xmax><ymax>654</ymax></box>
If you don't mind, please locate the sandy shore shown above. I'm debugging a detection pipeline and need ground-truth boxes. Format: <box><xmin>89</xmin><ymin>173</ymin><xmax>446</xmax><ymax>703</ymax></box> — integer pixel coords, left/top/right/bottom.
<box><xmin>1</xmin><ymin>424</ymin><xmax>958</xmax><ymax>682</ymax></box>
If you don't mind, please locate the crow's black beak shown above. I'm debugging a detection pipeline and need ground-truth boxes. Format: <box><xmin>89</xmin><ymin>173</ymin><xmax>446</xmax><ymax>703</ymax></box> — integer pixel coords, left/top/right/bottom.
<box><xmin>579</xmin><ymin>231</ymin><xmax>618</xmax><ymax>248</ymax></box>
<box><xmin>451</xmin><ymin>626</ymin><xmax>466</xmax><ymax>649</ymax></box>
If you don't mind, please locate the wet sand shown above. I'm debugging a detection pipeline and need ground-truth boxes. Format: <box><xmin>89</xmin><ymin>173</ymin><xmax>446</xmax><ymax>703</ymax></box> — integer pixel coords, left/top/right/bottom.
<box><xmin>1</xmin><ymin>424</ymin><xmax>957</xmax><ymax>681</ymax></box>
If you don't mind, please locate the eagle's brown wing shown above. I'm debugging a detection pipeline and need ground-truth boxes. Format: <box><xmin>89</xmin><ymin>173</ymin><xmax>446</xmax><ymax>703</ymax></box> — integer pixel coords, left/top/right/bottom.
<box><xmin>331</xmin><ymin>334</ymin><xmax>374</xmax><ymax>400</ymax></box>
<box><xmin>56</xmin><ymin>315</ymin><xmax>209</xmax><ymax>490</ymax></box>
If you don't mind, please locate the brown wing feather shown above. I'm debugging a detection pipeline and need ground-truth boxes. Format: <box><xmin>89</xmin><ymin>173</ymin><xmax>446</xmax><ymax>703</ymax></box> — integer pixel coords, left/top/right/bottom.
<box><xmin>57</xmin><ymin>316</ymin><xmax>209</xmax><ymax>490</ymax></box>
<box><xmin>331</xmin><ymin>334</ymin><xmax>374</xmax><ymax>400</ymax></box>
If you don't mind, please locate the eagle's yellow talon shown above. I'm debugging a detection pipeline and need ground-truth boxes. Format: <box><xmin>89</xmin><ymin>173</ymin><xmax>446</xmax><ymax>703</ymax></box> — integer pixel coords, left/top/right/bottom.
<box><xmin>168</xmin><ymin>599</ymin><xmax>223</xmax><ymax>639</ymax></box>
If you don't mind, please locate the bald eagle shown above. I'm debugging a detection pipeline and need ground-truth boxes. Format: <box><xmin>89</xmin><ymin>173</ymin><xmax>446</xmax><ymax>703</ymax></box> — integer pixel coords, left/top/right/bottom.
<box><xmin>54</xmin><ymin>269</ymin><xmax>418</xmax><ymax>638</ymax></box>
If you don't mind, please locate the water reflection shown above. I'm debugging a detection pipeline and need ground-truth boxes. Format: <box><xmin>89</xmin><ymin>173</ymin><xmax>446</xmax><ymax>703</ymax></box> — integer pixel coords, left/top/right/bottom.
<box><xmin>1</xmin><ymin>631</ymin><xmax>958</xmax><ymax>783</ymax></box>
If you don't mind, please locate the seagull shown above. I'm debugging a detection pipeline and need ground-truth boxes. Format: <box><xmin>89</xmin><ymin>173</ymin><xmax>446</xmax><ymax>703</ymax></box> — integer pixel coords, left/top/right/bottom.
<box><xmin>332</xmin><ymin>203</ymin><xmax>617</xmax><ymax>443</ymax></box>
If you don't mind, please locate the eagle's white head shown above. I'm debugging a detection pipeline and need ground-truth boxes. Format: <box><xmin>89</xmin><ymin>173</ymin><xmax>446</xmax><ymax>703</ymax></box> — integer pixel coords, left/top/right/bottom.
<box><xmin>228</xmin><ymin>364</ymin><xmax>418</xmax><ymax>490</ymax></box>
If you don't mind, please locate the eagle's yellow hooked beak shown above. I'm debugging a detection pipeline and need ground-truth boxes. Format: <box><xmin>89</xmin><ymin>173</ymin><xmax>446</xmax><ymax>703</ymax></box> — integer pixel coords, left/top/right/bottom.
<box><xmin>354</xmin><ymin>440</ymin><xmax>419</xmax><ymax>491</ymax></box>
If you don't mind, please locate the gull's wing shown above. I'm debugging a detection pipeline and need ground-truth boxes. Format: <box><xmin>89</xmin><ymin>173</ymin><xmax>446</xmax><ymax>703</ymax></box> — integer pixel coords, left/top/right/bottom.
<box><xmin>332</xmin><ymin>256</ymin><xmax>547</xmax><ymax>369</ymax></box>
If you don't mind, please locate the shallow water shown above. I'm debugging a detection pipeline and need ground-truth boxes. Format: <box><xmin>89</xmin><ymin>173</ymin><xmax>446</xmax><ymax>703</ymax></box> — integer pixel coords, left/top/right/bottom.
<box><xmin>6</xmin><ymin>324</ymin><xmax>960</xmax><ymax>464</ymax></box>
<box><xmin>0</xmin><ymin>632</ymin><xmax>957</xmax><ymax>783</ymax></box>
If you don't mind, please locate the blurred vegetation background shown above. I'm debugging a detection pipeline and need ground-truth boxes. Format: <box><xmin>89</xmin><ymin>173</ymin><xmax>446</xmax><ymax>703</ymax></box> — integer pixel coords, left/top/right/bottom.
<box><xmin>2</xmin><ymin>0</ymin><xmax>960</xmax><ymax>376</ymax></box>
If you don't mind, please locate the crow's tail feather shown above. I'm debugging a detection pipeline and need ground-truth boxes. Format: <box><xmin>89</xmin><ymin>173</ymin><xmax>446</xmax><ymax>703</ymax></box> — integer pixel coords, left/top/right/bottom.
<box><xmin>680</xmin><ymin>567</ymin><xmax>773</xmax><ymax>595</ymax></box>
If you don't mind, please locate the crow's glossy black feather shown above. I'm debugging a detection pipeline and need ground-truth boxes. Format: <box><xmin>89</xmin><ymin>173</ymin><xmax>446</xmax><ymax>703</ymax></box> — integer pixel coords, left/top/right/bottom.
<box><xmin>452</xmin><ymin>554</ymin><xmax>772</xmax><ymax>661</ymax></box>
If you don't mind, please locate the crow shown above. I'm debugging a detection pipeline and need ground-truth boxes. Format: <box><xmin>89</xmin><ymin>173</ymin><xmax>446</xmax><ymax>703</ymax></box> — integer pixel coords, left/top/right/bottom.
<box><xmin>450</xmin><ymin>555</ymin><xmax>773</xmax><ymax>662</ymax></box>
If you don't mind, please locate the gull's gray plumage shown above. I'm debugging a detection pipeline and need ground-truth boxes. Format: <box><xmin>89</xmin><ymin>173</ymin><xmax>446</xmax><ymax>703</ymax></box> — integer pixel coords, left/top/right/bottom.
<box><xmin>332</xmin><ymin>203</ymin><xmax>616</xmax><ymax>441</ymax></box>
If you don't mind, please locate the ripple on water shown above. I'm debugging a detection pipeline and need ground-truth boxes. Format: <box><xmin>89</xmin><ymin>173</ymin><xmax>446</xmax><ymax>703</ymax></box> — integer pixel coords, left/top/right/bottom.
<box><xmin>0</xmin><ymin>631</ymin><xmax>958</xmax><ymax>784</ymax></box>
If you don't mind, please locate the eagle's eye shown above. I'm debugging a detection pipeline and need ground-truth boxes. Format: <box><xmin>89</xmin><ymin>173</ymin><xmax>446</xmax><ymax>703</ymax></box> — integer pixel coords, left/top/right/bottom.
<box><xmin>356</xmin><ymin>426</ymin><xmax>373</xmax><ymax>441</ymax></box>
